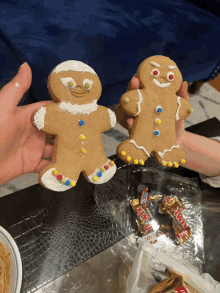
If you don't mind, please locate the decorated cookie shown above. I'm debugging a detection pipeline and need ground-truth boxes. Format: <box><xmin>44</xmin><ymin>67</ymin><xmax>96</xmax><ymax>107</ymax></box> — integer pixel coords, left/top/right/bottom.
<box><xmin>32</xmin><ymin>60</ymin><xmax>117</xmax><ymax>192</ymax></box>
<box><xmin>116</xmin><ymin>55</ymin><xmax>193</xmax><ymax>167</ymax></box>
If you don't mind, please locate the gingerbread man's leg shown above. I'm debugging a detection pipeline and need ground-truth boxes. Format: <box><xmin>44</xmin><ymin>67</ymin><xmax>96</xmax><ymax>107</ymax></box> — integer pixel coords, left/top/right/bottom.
<box><xmin>154</xmin><ymin>140</ymin><xmax>186</xmax><ymax>168</ymax></box>
<box><xmin>83</xmin><ymin>156</ymin><xmax>117</xmax><ymax>184</ymax></box>
<box><xmin>117</xmin><ymin>138</ymin><xmax>151</xmax><ymax>165</ymax></box>
<box><xmin>39</xmin><ymin>149</ymin><xmax>80</xmax><ymax>192</ymax></box>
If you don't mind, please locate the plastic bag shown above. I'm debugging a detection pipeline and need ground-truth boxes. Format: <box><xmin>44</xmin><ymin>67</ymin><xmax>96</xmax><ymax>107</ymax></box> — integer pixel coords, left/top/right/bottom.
<box><xmin>126</xmin><ymin>241</ymin><xmax>220</xmax><ymax>293</ymax></box>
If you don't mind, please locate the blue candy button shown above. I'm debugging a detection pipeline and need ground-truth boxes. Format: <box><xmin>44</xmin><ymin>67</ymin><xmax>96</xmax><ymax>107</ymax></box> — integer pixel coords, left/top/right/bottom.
<box><xmin>97</xmin><ymin>172</ymin><xmax>103</xmax><ymax>177</ymax></box>
<box><xmin>154</xmin><ymin>130</ymin><xmax>160</xmax><ymax>137</ymax></box>
<box><xmin>79</xmin><ymin>120</ymin><xmax>85</xmax><ymax>127</ymax></box>
<box><xmin>65</xmin><ymin>180</ymin><xmax>70</xmax><ymax>186</ymax></box>
<box><xmin>155</xmin><ymin>106</ymin><xmax>162</xmax><ymax>114</ymax></box>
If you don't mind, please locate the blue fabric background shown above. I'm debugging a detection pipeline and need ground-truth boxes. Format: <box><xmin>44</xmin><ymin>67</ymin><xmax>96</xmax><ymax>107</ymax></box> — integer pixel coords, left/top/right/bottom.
<box><xmin>0</xmin><ymin>0</ymin><xmax>220</xmax><ymax>106</ymax></box>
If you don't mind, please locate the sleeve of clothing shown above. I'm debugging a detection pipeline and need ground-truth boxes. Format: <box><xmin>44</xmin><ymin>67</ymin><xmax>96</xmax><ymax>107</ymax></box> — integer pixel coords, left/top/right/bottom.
<box><xmin>199</xmin><ymin>136</ymin><xmax>220</xmax><ymax>188</ymax></box>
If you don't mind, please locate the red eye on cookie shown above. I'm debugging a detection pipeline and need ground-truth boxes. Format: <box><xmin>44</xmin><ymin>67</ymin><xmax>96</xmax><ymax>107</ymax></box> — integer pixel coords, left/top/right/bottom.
<box><xmin>166</xmin><ymin>72</ymin><xmax>175</xmax><ymax>81</ymax></box>
<box><xmin>151</xmin><ymin>69</ymin><xmax>160</xmax><ymax>77</ymax></box>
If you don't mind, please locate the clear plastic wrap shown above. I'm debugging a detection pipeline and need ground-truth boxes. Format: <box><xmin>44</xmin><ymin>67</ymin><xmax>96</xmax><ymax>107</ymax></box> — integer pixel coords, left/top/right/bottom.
<box><xmin>32</xmin><ymin>158</ymin><xmax>205</xmax><ymax>292</ymax></box>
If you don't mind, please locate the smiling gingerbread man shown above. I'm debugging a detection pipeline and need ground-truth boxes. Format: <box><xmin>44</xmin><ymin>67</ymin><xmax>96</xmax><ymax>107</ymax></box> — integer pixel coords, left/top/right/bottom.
<box><xmin>33</xmin><ymin>60</ymin><xmax>117</xmax><ymax>192</ymax></box>
<box><xmin>116</xmin><ymin>55</ymin><xmax>193</xmax><ymax>167</ymax></box>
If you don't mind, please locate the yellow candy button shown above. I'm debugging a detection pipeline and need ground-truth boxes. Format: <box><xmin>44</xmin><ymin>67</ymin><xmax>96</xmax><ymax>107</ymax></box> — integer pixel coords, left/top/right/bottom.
<box><xmin>121</xmin><ymin>151</ymin><xmax>126</xmax><ymax>156</ymax></box>
<box><xmin>181</xmin><ymin>159</ymin><xmax>186</xmax><ymax>164</ymax></box>
<box><xmin>81</xmin><ymin>148</ymin><xmax>86</xmax><ymax>154</ymax></box>
<box><xmin>155</xmin><ymin>118</ymin><xmax>161</xmax><ymax>125</ymax></box>
<box><xmin>93</xmin><ymin>176</ymin><xmax>98</xmax><ymax>182</ymax></box>
<box><xmin>80</xmin><ymin>134</ymin><xmax>86</xmax><ymax>140</ymax></box>
<box><xmin>53</xmin><ymin>169</ymin><xmax>58</xmax><ymax>176</ymax></box>
<box><xmin>174</xmin><ymin>163</ymin><xmax>179</xmax><ymax>168</ymax></box>
<box><xmin>162</xmin><ymin>160</ymin><xmax>167</xmax><ymax>166</ymax></box>
<box><xmin>134</xmin><ymin>159</ymin><xmax>139</xmax><ymax>164</ymax></box>
<box><xmin>168</xmin><ymin>162</ymin><xmax>173</xmax><ymax>167</ymax></box>
<box><xmin>110</xmin><ymin>161</ymin><xmax>115</xmax><ymax>166</ymax></box>
<box><xmin>139</xmin><ymin>160</ymin><xmax>144</xmax><ymax>165</ymax></box>
<box><xmin>127</xmin><ymin>156</ymin><xmax>131</xmax><ymax>161</ymax></box>
<box><xmin>70</xmin><ymin>181</ymin><xmax>76</xmax><ymax>187</ymax></box>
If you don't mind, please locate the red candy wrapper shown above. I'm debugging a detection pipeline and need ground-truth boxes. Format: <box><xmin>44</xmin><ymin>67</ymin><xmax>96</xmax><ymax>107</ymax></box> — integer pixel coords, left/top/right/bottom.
<box><xmin>130</xmin><ymin>198</ymin><xmax>156</xmax><ymax>236</ymax></box>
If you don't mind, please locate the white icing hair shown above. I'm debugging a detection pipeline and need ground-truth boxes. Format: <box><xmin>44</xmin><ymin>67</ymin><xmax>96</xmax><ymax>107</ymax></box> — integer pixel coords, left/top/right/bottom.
<box><xmin>52</xmin><ymin>60</ymin><xmax>97</xmax><ymax>75</ymax></box>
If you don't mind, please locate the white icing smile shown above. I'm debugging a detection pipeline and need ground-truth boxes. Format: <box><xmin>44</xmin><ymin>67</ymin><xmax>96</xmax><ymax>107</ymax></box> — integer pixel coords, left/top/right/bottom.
<box><xmin>153</xmin><ymin>79</ymin><xmax>171</xmax><ymax>88</ymax></box>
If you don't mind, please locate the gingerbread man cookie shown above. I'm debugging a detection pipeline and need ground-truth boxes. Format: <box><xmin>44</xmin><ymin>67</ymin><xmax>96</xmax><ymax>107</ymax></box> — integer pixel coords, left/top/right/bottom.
<box><xmin>33</xmin><ymin>61</ymin><xmax>117</xmax><ymax>192</ymax></box>
<box><xmin>116</xmin><ymin>55</ymin><xmax>193</xmax><ymax>167</ymax></box>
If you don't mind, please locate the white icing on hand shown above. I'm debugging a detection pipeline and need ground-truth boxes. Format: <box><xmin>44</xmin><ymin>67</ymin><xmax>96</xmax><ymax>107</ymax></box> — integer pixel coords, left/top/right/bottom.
<box><xmin>34</xmin><ymin>107</ymin><xmax>46</xmax><ymax>130</ymax></box>
<box><xmin>158</xmin><ymin>145</ymin><xmax>179</xmax><ymax>159</ymax></box>
<box><xmin>168</xmin><ymin>65</ymin><xmax>176</xmax><ymax>70</ymax></box>
<box><xmin>107</xmin><ymin>109</ymin><xmax>116</xmax><ymax>127</ymax></box>
<box><xmin>53</xmin><ymin>60</ymin><xmax>97</xmax><ymax>75</ymax></box>
<box><xmin>134</xmin><ymin>89</ymin><xmax>143</xmax><ymax>117</ymax></box>
<box><xmin>176</xmin><ymin>96</ymin><xmax>181</xmax><ymax>121</ymax></box>
<box><xmin>15</xmin><ymin>82</ymin><xmax>20</xmax><ymax>87</ymax></box>
<box><xmin>59</xmin><ymin>100</ymin><xmax>98</xmax><ymax>115</ymax></box>
<box><xmin>153</xmin><ymin>79</ymin><xmax>171</xmax><ymax>88</ymax></box>
<box><xmin>150</xmin><ymin>61</ymin><xmax>160</xmax><ymax>67</ymax></box>
<box><xmin>41</xmin><ymin>168</ymin><xmax>74</xmax><ymax>192</ymax></box>
<box><xmin>87</xmin><ymin>161</ymin><xmax>117</xmax><ymax>184</ymax></box>
<box><xmin>129</xmin><ymin>139</ymin><xmax>150</xmax><ymax>157</ymax></box>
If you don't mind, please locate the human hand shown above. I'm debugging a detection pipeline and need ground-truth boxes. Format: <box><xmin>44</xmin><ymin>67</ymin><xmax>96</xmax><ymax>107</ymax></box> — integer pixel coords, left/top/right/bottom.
<box><xmin>126</xmin><ymin>77</ymin><xmax>189</xmax><ymax>145</ymax></box>
<box><xmin>0</xmin><ymin>63</ymin><xmax>54</xmax><ymax>185</ymax></box>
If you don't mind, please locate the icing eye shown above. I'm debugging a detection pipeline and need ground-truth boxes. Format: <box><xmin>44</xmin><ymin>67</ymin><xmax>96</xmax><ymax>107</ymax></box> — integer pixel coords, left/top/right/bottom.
<box><xmin>61</xmin><ymin>77</ymin><xmax>76</xmax><ymax>88</ymax></box>
<box><xmin>166</xmin><ymin>72</ymin><xmax>175</xmax><ymax>81</ymax></box>
<box><xmin>83</xmin><ymin>79</ymin><xmax>93</xmax><ymax>90</ymax></box>
<box><xmin>151</xmin><ymin>69</ymin><xmax>160</xmax><ymax>77</ymax></box>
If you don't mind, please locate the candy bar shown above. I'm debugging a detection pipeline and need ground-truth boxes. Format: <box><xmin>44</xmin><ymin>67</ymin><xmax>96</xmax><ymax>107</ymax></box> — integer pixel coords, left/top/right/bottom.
<box><xmin>173</xmin><ymin>222</ymin><xmax>192</xmax><ymax>243</ymax></box>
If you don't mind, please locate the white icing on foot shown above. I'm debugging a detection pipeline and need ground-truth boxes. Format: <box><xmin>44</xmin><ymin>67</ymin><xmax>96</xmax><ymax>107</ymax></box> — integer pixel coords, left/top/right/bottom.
<box><xmin>52</xmin><ymin>60</ymin><xmax>97</xmax><ymax>75</ymax></box>
<box><xmin>134</xmin><ymin>89</ymin><xmax>143</xmax><ymax>117</ymax></box>
<box><xmin>15</xmin><ymin>82</ymin><xmax>20</xmax><ymax>87</ymax></box>
<box><xmin>129</xmin><ymin>139</ymin><xmax>150</xmax><ymax>157</ymax></box>
<box><xmin>34</xmin><ymin>107</ymin><xmax>46</xmax><ymax>130</ymax></box>
<box><xmin>59</xmin><ymin>100</ymin><xmax>98</xmax><ymax>115</ymax></box>
<box><xmin>153</xmin><ymin>79</ymin><xmax>171</xmax><ymax>88</ymax></box>
<box><xmin>41</xmin><ymin>168</ymin><xmax>74</xmax><ymax>192</ymax></box>
<box><xmin>158</xmin><ymin>145</ymin><xmax>179</xmax><ymax>159</ymax></box>
<box><xmin>87</xmin><ymin>161</ymin><xmax>117</xmax><ymax>184</ymax></box>
<box><xmin>107</xmin><ymin>109</ymin><xmax>116</xmax><ymax>127</ymax></box>
<box><xmin>176</xmin><ymin>96</ymin><xmax>181</xmax><ymax>121</ymax></box>
<box><xmin>150</xmin><ymin>61</ymin><xmax>160</xmax><ymax>67</ymax></box>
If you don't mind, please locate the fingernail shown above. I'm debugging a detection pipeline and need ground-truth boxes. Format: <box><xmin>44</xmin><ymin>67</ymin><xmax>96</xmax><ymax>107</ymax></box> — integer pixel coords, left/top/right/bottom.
<box><xmin>19</xmin><ymin>62</ymin><xmax>28</xmax><ymax>72</ymax></box>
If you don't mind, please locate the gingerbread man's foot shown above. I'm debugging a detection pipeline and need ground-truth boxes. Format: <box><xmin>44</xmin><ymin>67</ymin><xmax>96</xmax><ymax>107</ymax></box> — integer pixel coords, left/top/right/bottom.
<box><xmin>40</xmin><ymin>167</ymin><xmax>78</xmax><ymax>192</ymax></box>
<box><xmin>86</xmin><ymin>160</ymin><xmax>117</xmax><ymax>184</ymax></box>
<box><xmin>117</xmin><ymin>139</ymin><xmax>150</xmax><ymax>165</ymax></box>
<box><xmin>155</xmin><ymin>145</ymin><xmax>186</xmax><ymax>168</ymax></box>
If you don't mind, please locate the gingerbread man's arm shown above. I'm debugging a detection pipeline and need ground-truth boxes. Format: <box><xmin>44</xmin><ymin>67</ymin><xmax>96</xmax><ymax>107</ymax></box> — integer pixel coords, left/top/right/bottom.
<box><xmin>119</xmin><ymin>89</ymin><xmax>143</xmax><ymax>117</ymax></box>
<box><xmin>97</xmin><ymin>106</ymin><xmax>117</xmax><ymax>133</ymax></box>
<box><xmin>175</xmin><ymin>96</ymin><xmax>193</xmax><ymax>121</ymax></box>
<box><xmin>33</xmin><ymin>103</ymin><xmax>60</xmax><ymax>134</ymax></box>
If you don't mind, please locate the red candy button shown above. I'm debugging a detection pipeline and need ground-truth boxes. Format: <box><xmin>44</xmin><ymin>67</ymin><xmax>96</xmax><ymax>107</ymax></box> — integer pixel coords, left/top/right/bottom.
<box><xmin>104</xmin><ymin>165</ymin><xmax>109</xmax><ymax>170</ymax></box>
<box><xmin>57</xmin><ymin>175</ymin><xmax>63</xmax><ymax>180</ymax></box>
<box><xmin>153</xmin><ymin>69</ymin><xmax>159</xmax><ymax>76</ymax></box>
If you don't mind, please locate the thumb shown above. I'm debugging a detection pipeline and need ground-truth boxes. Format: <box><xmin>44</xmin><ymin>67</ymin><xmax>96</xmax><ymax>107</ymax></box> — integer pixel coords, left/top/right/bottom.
<box><xmin>177</xmin><ymin>81</ymin><xmax>189</xmax><ymax>101</ymax></box>
<box><xmin>0</xmin><ymin>62</ymin><xmax>32</xmax><ymax>113</ymax></box>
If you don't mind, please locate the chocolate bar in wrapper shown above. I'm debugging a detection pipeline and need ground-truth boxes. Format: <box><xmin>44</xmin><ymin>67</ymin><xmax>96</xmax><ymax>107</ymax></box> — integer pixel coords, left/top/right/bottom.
<box><xmin>158</xmin><ymin>195</ymin><xmax>192</xmax><ymax>243</ymax></box>
<box><xmin>130</xmin><ymin>199</ymin><xmax>157</xmax><ymax>237</ymax></box>
<box><xmin>173</xmin><ymin>222</ymin><xmax>192</xmax><ymax>243</ymax></box>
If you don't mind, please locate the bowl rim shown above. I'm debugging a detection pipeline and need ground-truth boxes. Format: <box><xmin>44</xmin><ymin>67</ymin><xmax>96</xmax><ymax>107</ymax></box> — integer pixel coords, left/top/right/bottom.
<box><xmin>0</xmin><ymin>225</ymin><xmax>22</xmax><ymax>293</ymax></box>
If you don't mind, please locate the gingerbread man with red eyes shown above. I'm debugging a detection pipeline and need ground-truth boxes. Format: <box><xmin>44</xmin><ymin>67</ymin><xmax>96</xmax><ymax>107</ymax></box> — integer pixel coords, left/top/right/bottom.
<box><xmin>32</xmin><ymin>60</ymin><xmax>117</xmax><ymax>192</ymax></box>
<box><xmin>116</xmin><ymin>55</ymin><xmax>193</xmax><ymax>167</ymax></box>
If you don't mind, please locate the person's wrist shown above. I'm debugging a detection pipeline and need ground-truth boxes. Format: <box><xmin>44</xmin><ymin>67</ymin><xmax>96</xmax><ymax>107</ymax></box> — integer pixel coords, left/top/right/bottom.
<box><xmin>176</xmin><ymin>130</ymin><xmax>187</xmax><ymax>147</ymax></box>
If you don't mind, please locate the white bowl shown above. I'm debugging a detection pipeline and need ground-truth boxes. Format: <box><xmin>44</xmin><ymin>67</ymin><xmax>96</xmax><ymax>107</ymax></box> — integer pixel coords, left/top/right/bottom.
<box><xmin>0</xmin><ymin>226</ymin><xmax>22</xmax><ymax>293</ymax></box>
